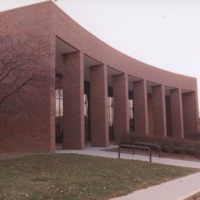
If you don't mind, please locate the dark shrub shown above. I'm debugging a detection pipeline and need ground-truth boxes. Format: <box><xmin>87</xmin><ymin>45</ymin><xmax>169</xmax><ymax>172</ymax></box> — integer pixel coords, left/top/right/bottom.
<box><xmin>185</xmin><ymin>132</ymin><xmax>200</xmax><ymax>141</ymax></box>
<box><xmin>120</xmin><ymin>132</ymin><xmax>200</xmax><ymax>158</ymax></box>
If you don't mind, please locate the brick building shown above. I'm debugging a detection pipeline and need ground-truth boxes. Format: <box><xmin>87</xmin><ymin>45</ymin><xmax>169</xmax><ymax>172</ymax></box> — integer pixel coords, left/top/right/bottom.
<box><xmin>0</xmin><ymin>2</ymin><xmax>199</xmax><ymax>153</ymax></box>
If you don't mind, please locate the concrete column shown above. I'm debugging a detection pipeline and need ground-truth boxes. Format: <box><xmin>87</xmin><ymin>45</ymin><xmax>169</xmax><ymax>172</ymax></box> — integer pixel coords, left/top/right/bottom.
<box><xmin>152</xmin><ymin>85</ymin><xmax>167</xmax><ymax>137</ymax></box>
<box><xmin>133</xmin><ymin>80</ymin><xmax>149</xmax><ymax>135</ymax></box>
<box><xmin>113</xmin><ymin>73</ymin><xmax>129</xmax><ymax>144</ymax></box>
<box><xmin>182</xmin><ymin>91</ymin><xmax>199</xmax><ymax>134</ymax></box>
<box><xmin>62</xmin><ymin>51</ymin><xmax>84</xmax><ymax>149</ymax></box>
<box><xmin>90</xmin><ymin>64</ymin><xmax>109</xmax><ymax>147</ymax></box>
<box><xmin>170</xmin><ymin>88</ymin><xmax>184</xmax><ymax>138</ymax></box>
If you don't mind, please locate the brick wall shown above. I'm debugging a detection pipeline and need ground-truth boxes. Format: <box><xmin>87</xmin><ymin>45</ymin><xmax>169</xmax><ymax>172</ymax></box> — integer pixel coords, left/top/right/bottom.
<box><xmin>0</xmin><ymin>2</ymin><xmax>55</xmax><ymax>153</ymax></box>
<box><xmin>0</xmin><ymin>1</ymin><xmax>199</xmax><ymax>152</ymax></box>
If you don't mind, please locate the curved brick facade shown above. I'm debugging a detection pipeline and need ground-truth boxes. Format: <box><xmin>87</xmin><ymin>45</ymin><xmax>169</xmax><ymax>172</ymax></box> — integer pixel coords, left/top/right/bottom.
<box><xmin>0</xmin><ymin>2</ymin><xmax>199</xmax><ymax>152</ymax></box>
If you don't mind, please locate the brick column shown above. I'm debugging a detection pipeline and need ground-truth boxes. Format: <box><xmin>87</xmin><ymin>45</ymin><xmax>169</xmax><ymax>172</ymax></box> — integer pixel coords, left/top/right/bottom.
<box><xmin>62</xmin><ymin>51</ymin><xmax>84</xmax><ymax>149</ymax></box>
<box><xmin>113</xmin><ymin>73</ymin><xmax>129</xmax><ymax>144</ymax></box>
<box><xmin>90</xmin><ymin>64</ymin><xmax>109</xmax><ymax>147</ymax></box>
<box><xmin>170</xmin><ymin>88</ymin><xmax>184</xmax><ymax>138</ymax></box>
<box><xmin>147</xmin><ymin>94</ymin><xmax>154</xmax><ymax>135</ymax></box>
<box><xmin>182</xmin><ymin>91</ymin><xmax>199</xmax><ymax>134</ymax></box>
<box><xmin>152</xmin><ymin>85</ymin><xmax>167</xmax><ymax>137</ymax></box>
<box><xmin>133</xmin><ymin>80</ymin><xmax>149</xmax><ymax>135</ymax></box>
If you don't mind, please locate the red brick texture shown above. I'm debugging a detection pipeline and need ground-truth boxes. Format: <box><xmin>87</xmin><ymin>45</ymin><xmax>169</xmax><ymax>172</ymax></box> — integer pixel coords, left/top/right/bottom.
<box><xmin>152</xmin><ymin>85</ymin><xmax>167</xmax><ymax>137</ymax></box>
<box><xmin>113</xmin><ymin>74</ymin><xmax>129</xmax><ymax>144</ymax></box>
<box><xmin>133</xmin><ymin>80</ymin><xmax>149</xmax><ymax>135</ymax></box>
<box><xmin>0</xmin><ymin>1</ymin><xmax>199</xmax><ymax>152</ymax></box>
<box><xmin>170</xmin><ymin>89</ymin><xmax>184</xmax><ymax>138</ymax></box>
<box><xmin>90</xmin><ymin>64</ymin><xmax>109</xmax><ymax>146</ymax></box>
<box><xmin>182</xmin><ymin>92</ymin><xmax>199</xmax><ymax>134</ymax></box>
<box><xmin>0</xmin><ymin>2</ymin><xmax>55</xmax><ymax>153</ymax></box>
<box><xmin>62</xmin><ymin>52</ymin><xmax>85</xmax><ymax>149</ymax></box>
<box><xmin>147</xmin><ymin>94</ymin><xmax>154</xmax><ymax>135</ymax></box>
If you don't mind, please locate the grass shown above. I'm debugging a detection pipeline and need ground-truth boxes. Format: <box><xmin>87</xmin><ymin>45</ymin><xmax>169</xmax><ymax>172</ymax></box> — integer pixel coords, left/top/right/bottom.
<box><xmin>0</xmin><ymin>154</ymin><xmax>198</xmax><ymax>200</ymax></box>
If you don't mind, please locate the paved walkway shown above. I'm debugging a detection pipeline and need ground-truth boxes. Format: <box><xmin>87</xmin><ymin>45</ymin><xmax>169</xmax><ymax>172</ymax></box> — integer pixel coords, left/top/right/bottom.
<box><xmin>56</xmin><ymin>146</ymin><xmax>200</xmax><ymax>200</ymax></box>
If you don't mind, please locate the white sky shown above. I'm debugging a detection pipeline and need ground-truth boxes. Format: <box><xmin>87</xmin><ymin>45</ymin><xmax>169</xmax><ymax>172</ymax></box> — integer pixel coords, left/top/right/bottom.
<box><xmin>0</xmin><ymin>0</ymin><xmax>200</xmax><ymax>110</ymax></box>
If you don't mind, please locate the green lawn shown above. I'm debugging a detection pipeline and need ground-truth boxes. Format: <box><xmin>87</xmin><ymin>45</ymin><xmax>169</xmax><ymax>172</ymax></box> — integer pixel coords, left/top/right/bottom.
<box><xmin>0</xmin><ymin>154</ymin><xmax>198</xmax><ymax>200</ymax></box>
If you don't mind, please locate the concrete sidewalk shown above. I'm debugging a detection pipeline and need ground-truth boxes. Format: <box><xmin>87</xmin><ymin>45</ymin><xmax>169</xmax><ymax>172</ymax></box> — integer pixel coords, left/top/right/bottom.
<box><xmin>56</xmin><ymin>146</ymin><xmax>200</xmax><ymax>200</ymax></box>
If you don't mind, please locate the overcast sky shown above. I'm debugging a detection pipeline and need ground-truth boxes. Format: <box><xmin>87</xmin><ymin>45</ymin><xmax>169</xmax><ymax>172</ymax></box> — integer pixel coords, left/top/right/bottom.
<box><xmin>0</xmin><ymin>0</ymin><xmax>200</xmax><ymax>109</ymax></box>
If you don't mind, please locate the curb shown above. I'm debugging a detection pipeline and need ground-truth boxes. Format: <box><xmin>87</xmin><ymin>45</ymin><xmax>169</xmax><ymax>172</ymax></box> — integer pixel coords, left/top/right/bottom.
<box><xmin>177</xmin><ymin>188</ymin><xmax>200</xmax><ymax>200</ymax></box>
